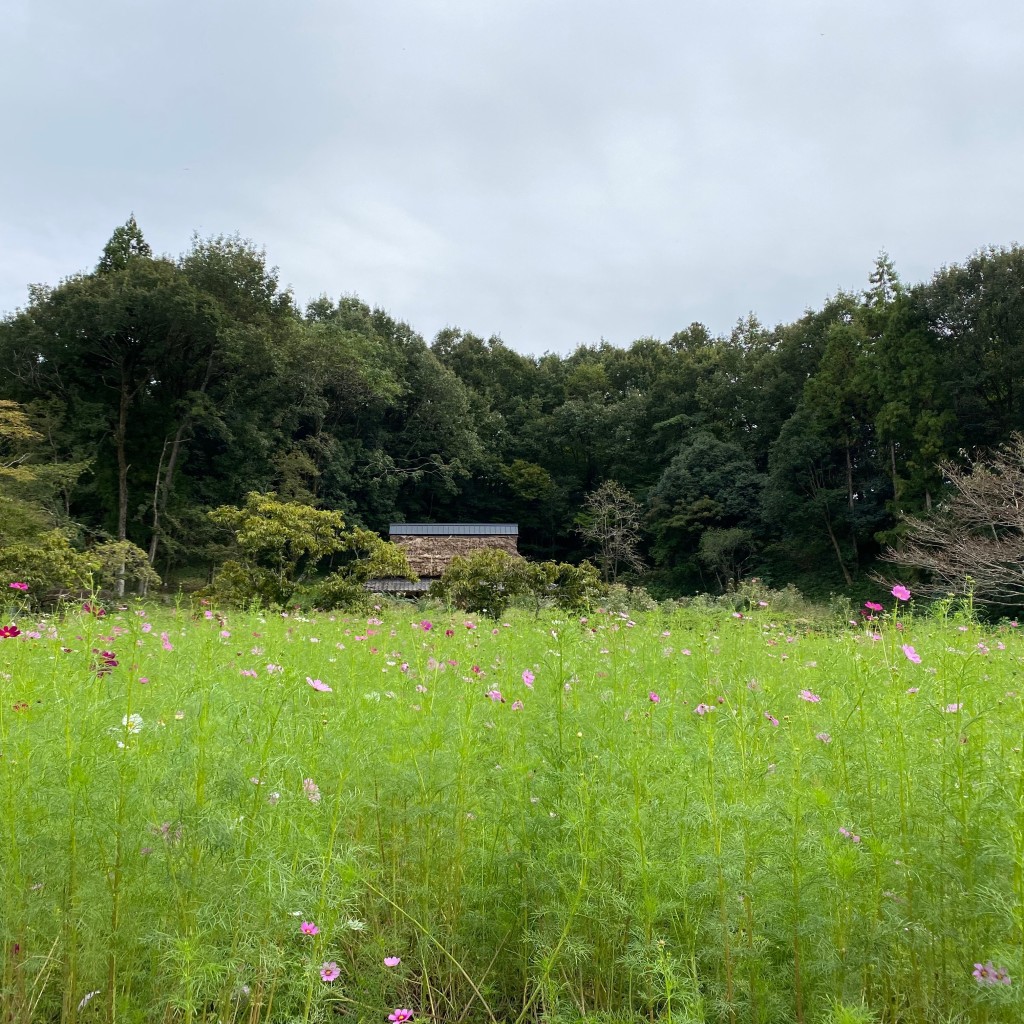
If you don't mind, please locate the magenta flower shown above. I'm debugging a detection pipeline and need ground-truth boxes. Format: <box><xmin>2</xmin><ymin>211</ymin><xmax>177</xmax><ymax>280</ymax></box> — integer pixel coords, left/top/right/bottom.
<box><xmin>486</xmin><ymin>689</ymin><xmax>505</xmax><ymax>703</ymax></box>
<box><xmin>389</xmin><ymin>1011</ymin><xmax>414</xmax><ymax>1023</ymax></box>
<box><xmin>838</xmin><ymin>827</ymin><xmax>861</xmax><ymax>843</ymax></box>
<box><xmin>973</xmin><ymin>961</ymin><xmax>1011</xmax><ymax>986</ymax></box>
<box><xmin>902</xmin><ymin>644</ymin><xmax>921</xmax><ymax>664</ymax></box>
<box><xmin>648</xmin><ymin>691</ymin><xmax>660</xmax><ymax>703</ymax></box>
<box><xmin>522</xmin><ymin>669</ymin><xmax>535</xmax><ymax>688</ymax></box>
<box><xmin>306</xmin><ymin>677</ymin><xmax>332</xmax><ymax>692</ymax></box>
<box><xmin>510</xmin><ymin>699</ymin><xmax>524</xmax><ymax>710</ymax></box>
<box><xmin>0</xmin><ymin>625</ymin><xmax>21</xmax><ymax>639</ymax></box>
<box><xmin>891</xmin><ymin>584</ymin><xmax>911</xmax><ymax>602</ymax></box>
<box><xmin>764</xmin><ymin>712</ymin><xmax>779</xmax><ymax>726</ymax></box>
<box><xmin>444</xmin><ymin>628</ymin><xmax>454</xmax><ymax>637</ymax></box>
<box><xmin>321</xmin><ymin>961</ymin><xmax>340</xmax><ymax>982</ymax></box>
<box><xmin>798</xmin><ymin>689</ymin><xmax>821</xmax><ymax>703</ymax></box>
<box><xmin>864</xmin><ymin>600</ymin><xmax>883</xmax><ymax>612</ymax></box>
<box><xmin>300</xmin><ymin>921</ymin><xmax>319</xmax><ymax>936</ymax></box>
<box><xmin>419</xmin><ymin>620</ymin><xmax>433</xmax><ymax>631</ymax></box>
<box><xmin>694</xmin><ymin>703</ymin><xmax>714</xmax><ymax>715</ymax></box>
<box><xmin>8</xmin><ymin>582</ymin><xmax>28</xmax><ymax>591</ymax></box>
<box><xmin>384</xmin><ymin>956</ymin><xmax>401</xmax><ymax>967</ymax></box>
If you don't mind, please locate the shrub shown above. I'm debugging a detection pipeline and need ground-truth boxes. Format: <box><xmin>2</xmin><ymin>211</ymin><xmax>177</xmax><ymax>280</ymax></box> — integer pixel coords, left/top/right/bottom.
<box><xmin>0</xmin><ymin>530</ymin><xmax>97</xmax><ymax>606</ymax></box>
<box><xmin>91</xmin><ymin>539</ymin><xmax>162</xmax><ymax>595</ymax></box>
<box><xmin>432</xmin><ymin>548</ymin><xmax>529</xmax><ymax>618</ymax></box>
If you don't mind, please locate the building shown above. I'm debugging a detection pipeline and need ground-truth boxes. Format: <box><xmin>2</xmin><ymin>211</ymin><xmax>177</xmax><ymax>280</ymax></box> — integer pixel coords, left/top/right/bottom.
<box><xmin>366</xmin><ymin>523</ymin><xmax>519</xmax><ymax>594</ymax></box>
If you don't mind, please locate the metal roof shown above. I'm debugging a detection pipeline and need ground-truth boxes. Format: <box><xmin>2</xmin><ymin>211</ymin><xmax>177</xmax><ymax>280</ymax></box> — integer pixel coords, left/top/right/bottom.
<box><xmin>389</xmin><ymin>523</ymin><xmax>518</xmax><ymax>536</ymax></box>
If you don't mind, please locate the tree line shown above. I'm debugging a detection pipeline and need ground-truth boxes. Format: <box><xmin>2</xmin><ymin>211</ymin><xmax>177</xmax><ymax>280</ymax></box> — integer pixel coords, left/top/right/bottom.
<box><xmin>3</xmin><ymin>216</ymin><xmax>1024</xmax><ymax>599</ymax></box>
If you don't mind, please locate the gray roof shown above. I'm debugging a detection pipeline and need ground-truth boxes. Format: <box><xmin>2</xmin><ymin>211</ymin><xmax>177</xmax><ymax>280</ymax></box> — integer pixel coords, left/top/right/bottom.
<box><xmin>389</xmin><ymin>523</ymin><xmax>518</xmax><ymax>536</ymax></box>
<box><xmin>365</xmin><ymin>578</ymin><xmax>434</xmax><ymax>593</ymax></box>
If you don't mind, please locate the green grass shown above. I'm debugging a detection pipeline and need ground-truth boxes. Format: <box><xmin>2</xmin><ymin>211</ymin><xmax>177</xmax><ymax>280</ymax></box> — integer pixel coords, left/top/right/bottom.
<box><xmin>1</xmin><ymin>596</ymin><xmax>1022</xmax><ymax>1023</ymax></box>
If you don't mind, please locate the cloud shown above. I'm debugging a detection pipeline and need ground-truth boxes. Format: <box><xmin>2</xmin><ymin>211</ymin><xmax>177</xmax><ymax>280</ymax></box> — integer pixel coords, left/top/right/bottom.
<box><xmin>2</xmin><ymin>0</ymin><xmax>1023</xmax><ymax>351</ymax></box>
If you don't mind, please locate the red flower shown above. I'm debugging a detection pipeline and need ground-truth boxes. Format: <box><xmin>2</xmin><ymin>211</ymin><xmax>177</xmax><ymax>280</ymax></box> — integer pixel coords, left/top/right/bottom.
<box><xmin>0</xmin><ymin>625</ymin><xmax>21</xmax><ymax>638</ymax></box>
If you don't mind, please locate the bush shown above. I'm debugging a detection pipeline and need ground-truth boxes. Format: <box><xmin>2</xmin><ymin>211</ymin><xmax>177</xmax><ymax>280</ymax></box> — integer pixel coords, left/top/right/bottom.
<box><xmin>91</xmin><ymin>539</ymin><xmax>162</xmax><ymax>595</ymax></box>
<box><xmin>602</xmin><ymin>583</ymin><xmax>659</xmax><ymax>614</ymax></box>
<box><xmin>431</xmin><ymin>548</ymin><xmax>528</xmax><ymax>619</ymax></box>
<box><xmin>203</xmin><ymin>495</ymin><xmax>413</xmax><ymax>611</ymax></box>
<box><xmin>434</xmin><ymin>551</ymin><xmax>605</xmax><ymax>618</ymax></box>
<box><xmin>0</xmin><ymin>530</ymin><xmax>97</xmax><ymax>607</ymax></box>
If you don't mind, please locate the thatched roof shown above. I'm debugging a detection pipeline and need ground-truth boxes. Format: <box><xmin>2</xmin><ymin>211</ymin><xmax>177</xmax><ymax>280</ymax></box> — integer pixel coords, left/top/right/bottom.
<box><xmin>388</xmin><ymin>523</ymin><xmax>519</xmax><ymax>578</ymax></box>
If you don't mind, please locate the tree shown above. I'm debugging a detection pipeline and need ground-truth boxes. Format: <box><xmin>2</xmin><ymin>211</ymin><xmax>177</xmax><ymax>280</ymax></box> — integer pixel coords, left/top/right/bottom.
<box><xmin>0</xmin><ymin>400</ymin><xmax>89</xmax><ymax>544</ymax></box>
<box><xmin>882</xmin><ymin>435</ymin><xmax>1024</xmax><ymax>606</ymax></box>
<box><xmin>205</xmin><ymin>492</ymin><xmax>411</xmax><ymax>609</ymax></box>
<box><xmin>647</xmin><ymin>431</ymin><xmax>764</xmax><ymax>586</ymax></box>
<box><xmin>576</xmin><ymin>480</ymin><xmax>645</xmax><ymax>583</ymax></box>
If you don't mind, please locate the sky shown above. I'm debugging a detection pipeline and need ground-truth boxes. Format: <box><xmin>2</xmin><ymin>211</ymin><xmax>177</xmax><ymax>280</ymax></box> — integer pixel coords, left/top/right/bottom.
<box><xmin>2</xmin><ymin>0</ymin><xmax>1023</xmax><ymax>354</ymax></box>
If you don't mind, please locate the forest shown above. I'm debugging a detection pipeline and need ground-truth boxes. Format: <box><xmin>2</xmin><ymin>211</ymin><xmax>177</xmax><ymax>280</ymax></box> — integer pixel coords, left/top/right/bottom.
<box><xmin>3</xmin><ymin>216</ymin><xmax>1024</xmax><ymax>601</ymax></box>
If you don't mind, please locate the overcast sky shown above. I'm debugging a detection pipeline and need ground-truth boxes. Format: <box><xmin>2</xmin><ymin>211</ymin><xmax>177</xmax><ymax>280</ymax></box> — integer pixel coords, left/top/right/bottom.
<box><xmin>2</xmin><ymin>0</ymin><xmax>1022</xmax><ymax>354</ymax></box>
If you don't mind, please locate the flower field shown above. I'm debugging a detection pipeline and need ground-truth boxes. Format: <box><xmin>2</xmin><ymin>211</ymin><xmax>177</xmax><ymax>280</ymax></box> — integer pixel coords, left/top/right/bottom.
<box><xmin>1</xmin><ymin>595</ymin><xmax>1022</xmax><ymax>1023</ymax></box>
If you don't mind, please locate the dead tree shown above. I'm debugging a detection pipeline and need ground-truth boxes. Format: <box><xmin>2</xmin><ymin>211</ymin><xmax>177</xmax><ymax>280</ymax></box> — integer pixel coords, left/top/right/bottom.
<box><xmin>883</xmin><ymin>435</ymin><xmax>1024</xmax><ymax>606</ymax></box>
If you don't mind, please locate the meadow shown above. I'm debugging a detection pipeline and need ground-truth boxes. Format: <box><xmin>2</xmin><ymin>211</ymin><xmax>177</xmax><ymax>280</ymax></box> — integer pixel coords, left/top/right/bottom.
<box><xmin>1</xmin><ymin>591</ymin><xmax>1021</xmax><ymax>1024</ymax></box>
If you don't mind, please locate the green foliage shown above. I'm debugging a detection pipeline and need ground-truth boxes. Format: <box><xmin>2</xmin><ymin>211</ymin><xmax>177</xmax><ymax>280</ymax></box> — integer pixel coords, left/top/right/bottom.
<box><xmin>432</xmin><ymin>547</ymin><xmax>528</xmax><ymax>618</ymax></box>
<box><xmin>206</xmin><ymin>494</ymin><xmax>412</xmax><ymax>611</ymax></box>
<box><xmin>0</xmin><ymin>530</ymin><xmax>97</xmax><ymax>604</ymax></box>
<box><xmin>8</xmin><ymin>223</ymin><xmax>1024</xmax><ymax>603</ymax></box>
<box><xmin>5</xmin><ymin>606</ymin><xmax>1022</xmax><ymax>1021</ymax></box>
<box><xmin>434</xmin><ymin>549</ymin><xmax>604</xmax><ymax>618</ymax></box>
<box><xmin>91</xmin><ymin>540</ymin><xmax>162</xmax><ymax>594</ymax></box>
<box><xmin>307</xmin><ymin>528</ymin><xmax>415</xmax><ymax>612</ymax></box>
<box><xmin>209</xmin><ymin>492</ymin><xmax>347</xmax><ymax>583</ymax></box>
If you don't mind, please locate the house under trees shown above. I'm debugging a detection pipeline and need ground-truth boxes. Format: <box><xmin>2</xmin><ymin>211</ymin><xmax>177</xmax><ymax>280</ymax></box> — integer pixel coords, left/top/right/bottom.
<box><xmin>367</xmin><ymin>523</ymin><xmax>519</xmax><ymax>594</ymax></box>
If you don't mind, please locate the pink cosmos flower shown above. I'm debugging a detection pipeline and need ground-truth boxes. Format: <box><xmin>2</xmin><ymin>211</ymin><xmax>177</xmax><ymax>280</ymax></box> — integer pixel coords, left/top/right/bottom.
<box><xmin>303</xmin><ymin>778</ymin><xmax>322</xmax><ymax>803</ymax></box>
<box><xmin>445</xmin><ymin>628</ymin><xmax>454</xmax><ymax>637</ymax></box>
<box><xmin>902</xmin><ymin>645</ymin><xmax>921</xmax><ymax>664</ymax></box>
<box><xmin>321</xmin><ymin>961</ymin><xmax>340</xmax><ymax>982</ymax></box>
<box><xmin>799</xmin><ymin>689</ymin><xmax>821</xmax><ymax>702</ymax></box>
<box><xmin>864</xmin><ymin>600</ymin><xmax>883</xmax><ymax>612</ymax></box>
<box><xmin>486</xmin><ymin>689</ymin><xmax>504</xmax><ymax>702</ymax></box>
<box><xmin>8</xmin><ymin>582</ymin><xmax>28</xmax><ymax>591</ymax></box>
<box><xmin>906</xmin><ymin>687</ymin><xmax>919</xmax><ymax>694</ymax></box>
<box><xmin>648</xmin><ymin>691</ymin><xmax>660</xmax><ymax>703</ymax></box>
<box><xmin>522</xmin><ymin>669</ymin><xmax>535</xmax><ymax>688</ymax></box>
<box><xmin>816</xmin><ymin>732</ymin><xmax>832</xmax><ymax>743</ymax></box>
<box><xmin>419</xmin><ymin>620</ymin><xmax>433</xmax><ymax>631</ymax></box>
<box><xmin>694</xmin><ymin>703</ymin><xmax>713</xmax><ymax>715</ymax></box>
<box><xmin>944</xmin><ymin>703</ymin><xmax>963</xmax><ymax>713</ymax></box>
<box><xmin>764</xmin><ymin>712</ymin><xmax>779</xmax><ymax>726</ymax></box>
<box><xmin>300</xmin><ymin>921</ymin><xmax>319</xmax><ymax>935</ymax></box>
<box><xmin>384</xmin><ymin>956</ymin><xmax>401</xmax><ymax>967</ymax></box>
<box><xmin>891</xmin><ymin>584</ymin><xmax>911</xmax><ymax>602</ymax></box>
<box><xmin>973</xmin><ymin>961</ymin><xmax>1011</xmax><ymax>986</ymax></box>
<box><xmin>510</xmin><ymin>699</ymin><xmax>524</xmax><ymax>710</ymax></box>
<box><xmin>389</xmin><ymin>1011</ymin><xmax>414</xmax><ymax>1023</ymax></box>
<box><xmin>307</xmin><ymin>677</ymin><xmax>332</xmax><ymax>692</ymax></box>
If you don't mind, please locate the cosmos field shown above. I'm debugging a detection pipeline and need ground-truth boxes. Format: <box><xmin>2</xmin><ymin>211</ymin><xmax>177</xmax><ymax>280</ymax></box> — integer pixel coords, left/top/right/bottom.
<box><xmin>1</xmin><ymin>593</ymin><xmax>1022</xmax><ymax>1023</ymax></box>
